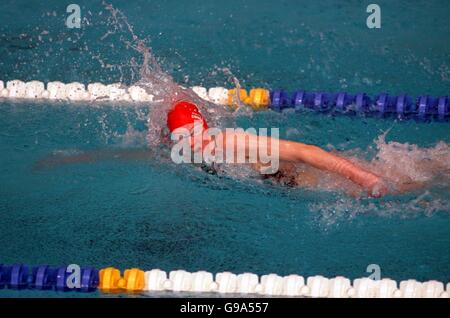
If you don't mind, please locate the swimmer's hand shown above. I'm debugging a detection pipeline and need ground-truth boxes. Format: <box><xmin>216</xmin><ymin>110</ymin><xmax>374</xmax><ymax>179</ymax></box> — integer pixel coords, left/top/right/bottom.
<box><xmin>362</xmin><ymin>176</ymin><xmax>389</xmax><ymax>198</ymax></box>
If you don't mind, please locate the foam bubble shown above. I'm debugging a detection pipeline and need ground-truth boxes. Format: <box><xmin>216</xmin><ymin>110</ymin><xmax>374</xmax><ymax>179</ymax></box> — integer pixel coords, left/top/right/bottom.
<box><xmin>307</xmin><ymin>132</ymin><xmax>450</xmax><ymax>222</ymax></box>
<box><xmin>370</xmin><ymin>133</ymin><xmax>450</xmax><ymax>189</ymax></box>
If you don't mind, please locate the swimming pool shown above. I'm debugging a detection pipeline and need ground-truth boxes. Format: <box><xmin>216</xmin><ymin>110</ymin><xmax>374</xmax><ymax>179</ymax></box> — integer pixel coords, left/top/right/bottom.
<box><xmin>0</xmin><ymin>0</ymin><xmax>449</xmax><ymax>297</ymax></box>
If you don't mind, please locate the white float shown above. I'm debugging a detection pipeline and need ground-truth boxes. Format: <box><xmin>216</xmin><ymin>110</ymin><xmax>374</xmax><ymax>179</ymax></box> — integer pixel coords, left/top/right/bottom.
<box><xmin>375</xmin><ymin>279</ymin><xmax>398</xmax><ymax>298</ymax></box>
<box><xmin>191</xmin><ymin>271</ymin><xmax>216</xmax><ymax>292</ymax></box>
<box><xmin>7</xmin><ymin>80</ymin><xmax>26</xmax><ymax>98</ymax></box>
<box><xmin>328</xmin><ymin>276</ymin><xmax>351</xmax><ymax>298</ymax></box>
<box><xmin>399</xmin><ymin>280</ymin><xmax>423</xmax><ymax>298</ymax></box>
<box><xmin>192</xmin><ymin>86</ymin><xmax>210</xmax><ymax>101</ymax></box>
<box><xmin>259</xmin><ymin>274</ymin><xmax>284</xmax><ymax>296</ymax></box>
<box><xmin>65</xmin><ymin>82</ymin><xmax>89</xmax><ymax>101</ymax></box>
<box><xmin>168</xmin><ymin>270</ymin><xmax>193</xmax><ymax>292</ymax></box>
<box><xmin>208</xmin><ymin>87</ymin><xmax>229</xmax><ymax>104</ymax></box>
<box><xmin>47</xmin><ymin>81</ymin><xmax>67</xmax><ymax>99</ymax></box>
<box><xmin>0</xmin><ymin>80</ymin><xmax>233</xmax><ymax>105</ymax></box>
<box><xmin>144</xmin><ymin>269</ymin><xmax>168</xmax><ymax>291</ymax></box>
<box><xmin>307</xmin><ymin>275</ymin><xmax>330</xmax><ymax>298</ymax></box>
<box><xmin>87</xmin><ymin>83</ymin><xmax>109</xmax><ymax>101</ymax></box>
<box><xmin>353</xmin><ymin>278</ymin><xmax>377</xmax><ymax>298</ymax></box>
<box><xmin>215</xmin><ymin>272</ymin><xmax>238</xmax><ymax>294</ymax></box>
<box><xmin>236</xmin><ymin>273</ymin><xmax>259</xmax><ymax>294</ymax></box>
<box><xmin>128</xmin><ymin>85</ymin><xmax>153</xmax><ymax>102</ymax></box>
<box><xmin>421</xmin><ymin>280</ymin><xmax>445</xmax><ymax>298</ymax></box>
<box><xmin>24</xmin><ymin>81</ymin><xmax>45</xmax><ymax>99</ymax></box>
<box><xmin>106</xmin><ymin>83</ymin><xmax>129</xmax><ymax>101</ymax></box>
<box><xmin>0</xmin><ymin>80</ymin><xmax>7</xmax><ymax>97</ymax></box>
<box><xmin>1</xmin><ymin>88</ymin><xmax>9</xmax><ymax>97</ymax></box>
<box><xmin>282</xmin><ymin>274</ymin><xmax>305</xmax><ymax>296</ymax></box>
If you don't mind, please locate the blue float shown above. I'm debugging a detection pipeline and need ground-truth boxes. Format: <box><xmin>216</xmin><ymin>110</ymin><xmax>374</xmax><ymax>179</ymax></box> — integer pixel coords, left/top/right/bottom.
<box><xmin>0</xmin><ymin>264</ymin><xmax>99</xmax><ymax>293</ymax></box>
<box><xmin>80</xmin><ymin>267</ymin><xmax>99</xmax><ymax>292</ymax></box>
<box><xmin>55</xmin><ymin>266</ymin><xmax>99</xmax><ymax>292</ymax></box>
<box><xmin>8</xmin><ymin>264</ymin><xmax>29</xmax><ymax>289</ymax></box>
<box><xmin>29</xmin><ymin>265</ymin><xmax>58</xmax><ymax>290</ymax></box>
<box><xmin>0</xmin><ymin>265</ymin><xmax>8</xmax><ymax>289</ymax></box>
<box><xmin>269</xmin><ymin>89</ymin><xmax>449</xmax><ymax>120</ymax></box>
<box><xmin>55</xmin><ymin>266</ymin><xmax>73</xmax><ymax>291</ymax></box>
<box><xmin>270</xmin><ymin>90</ymin><xmax>290</xmax><ymax>111</ymax></box>
<box><xmin>437</xmin><ymin>96</ymin><xmax>449</xmax><ymax>119</ymax></box>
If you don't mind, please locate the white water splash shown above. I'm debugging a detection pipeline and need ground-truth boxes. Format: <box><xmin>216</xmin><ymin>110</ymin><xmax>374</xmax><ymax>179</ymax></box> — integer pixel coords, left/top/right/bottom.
<box><xmin>371</xmin><ymin>133</ymin><xmax>450</xmax><ymax>186</ymax></box>
<box><xmin>101</xmin><ymin>3</ymin><xmax>237</xmax><ymax>149</ymax></box>
<box><xmin>308</xmin><ymin>131</ymin><xmax>450</xmax><ymax>221</ymax></box>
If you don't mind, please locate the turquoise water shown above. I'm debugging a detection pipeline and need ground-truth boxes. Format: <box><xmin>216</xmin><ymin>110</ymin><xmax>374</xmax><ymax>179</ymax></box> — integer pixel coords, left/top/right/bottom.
<box><xmin>0</xmin><ymin>0</ymin><xmax>449</xmax><ymax>297</ymax></box>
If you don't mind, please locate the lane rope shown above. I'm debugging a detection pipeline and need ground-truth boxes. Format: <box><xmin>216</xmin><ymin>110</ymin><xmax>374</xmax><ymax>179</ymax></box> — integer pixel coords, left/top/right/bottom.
<box><xmin>0</xmin><ymin>264</ymin><xmax>448</xmax><ymax>297</ymax></box>
<box><xmin>1</xmin><ymin>80</ymin><xmax>448</xmax><ymax>120</ymax></box>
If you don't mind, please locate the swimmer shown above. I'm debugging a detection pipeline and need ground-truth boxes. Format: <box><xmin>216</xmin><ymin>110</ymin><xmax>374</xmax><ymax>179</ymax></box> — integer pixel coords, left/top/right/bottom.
<box><xmin>166</xmin><ymin>100</ymin><xmax>389</xmax><ymax>198</ymax></box>
<box><xmin>35</xmin><ymin>95</ymin><xmax>444</xmax><ymax>198</ymax></box>
<box><xmin>37</xmin><ymin>98</ymin><xmax>424</xmax><ymax>198</ymax></box>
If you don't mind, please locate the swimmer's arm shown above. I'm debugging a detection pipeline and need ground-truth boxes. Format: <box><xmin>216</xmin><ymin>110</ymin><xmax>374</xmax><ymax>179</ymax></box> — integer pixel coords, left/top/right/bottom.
<box><xmin>228</xmin><ymin>132</ymin><xmax>386</xmax><ymax>196</ymax></box>
<box><xmin>278</xmin><ymin>141</ymin><xmax>383</xmax><ymax>192</ymax></box>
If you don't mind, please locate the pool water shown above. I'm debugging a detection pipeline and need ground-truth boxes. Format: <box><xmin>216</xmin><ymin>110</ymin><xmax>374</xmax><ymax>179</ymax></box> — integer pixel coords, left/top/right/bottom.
<box><xmin>0</xmin><ymin>0</ymin><xmax>449</xmax><ymax>297</ymax></box>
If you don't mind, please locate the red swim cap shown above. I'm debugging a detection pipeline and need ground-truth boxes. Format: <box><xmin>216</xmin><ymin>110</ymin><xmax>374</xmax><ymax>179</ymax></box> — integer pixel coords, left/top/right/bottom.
<box><xmin>167</xmin><ymin>100</ymin><xmax>208</xmax><ymax>133</ymax></box>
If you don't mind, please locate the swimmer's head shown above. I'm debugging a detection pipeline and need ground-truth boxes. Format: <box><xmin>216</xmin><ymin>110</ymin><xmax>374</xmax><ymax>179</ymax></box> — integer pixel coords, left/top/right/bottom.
<box><xmin>167</xmin><ymin>100</ymin><xmax>208</xmax><ymax>133</ymax></box>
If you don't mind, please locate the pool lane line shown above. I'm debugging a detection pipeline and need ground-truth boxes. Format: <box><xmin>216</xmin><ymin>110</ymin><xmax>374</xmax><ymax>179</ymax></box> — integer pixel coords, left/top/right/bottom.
<box><xmin>0</xmin><ymin>264</ymin><xmax>449</xmax><ymax>298</ymax></box>
<box><xmin>1</xmin><ymin>80</ymin><xmax>448</xmax><ymax>120</ymax></box>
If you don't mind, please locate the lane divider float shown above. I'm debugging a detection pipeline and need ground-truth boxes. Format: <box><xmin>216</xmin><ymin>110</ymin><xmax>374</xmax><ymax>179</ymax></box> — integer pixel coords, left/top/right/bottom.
<box><xmin>0</xmin><ymin>264</ymin><xmax>448</xmax><ymax>298</ymax></box>
<box><xmin>1</xmin><ymin>80</ymin><xmax>448</xmax><ymax>120</ymax></box>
